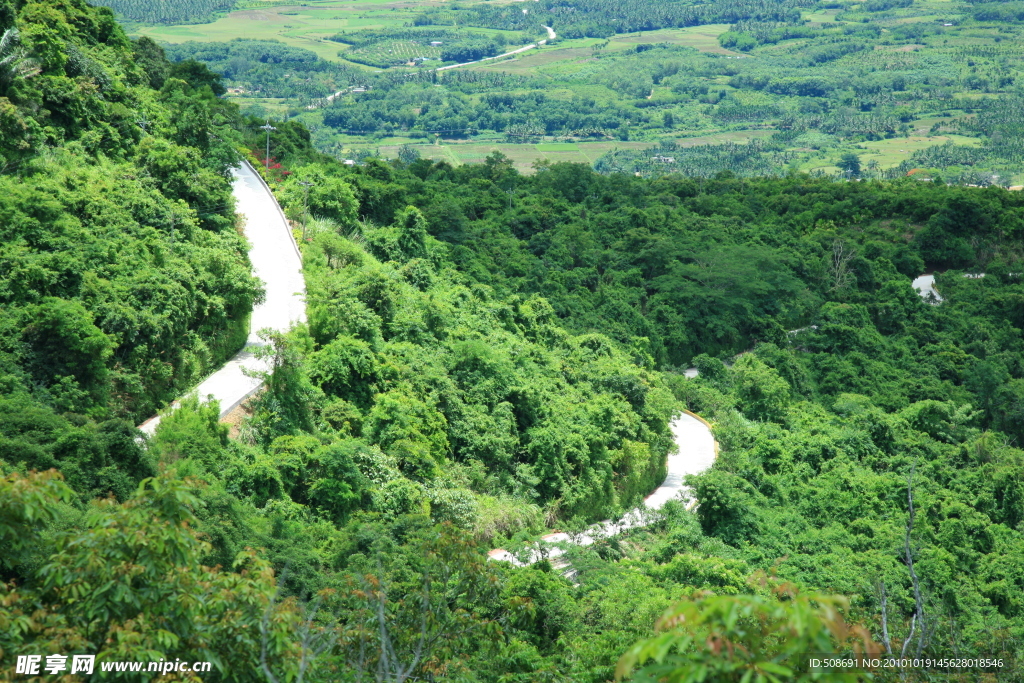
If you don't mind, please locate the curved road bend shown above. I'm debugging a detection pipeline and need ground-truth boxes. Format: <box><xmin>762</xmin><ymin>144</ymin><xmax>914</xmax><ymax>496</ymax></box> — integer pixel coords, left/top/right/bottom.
<box><xmin>489</xmin><ymin>411</ymin><xmax>717</xmax><ymax>565</ymax></box>
<box><xmin>138</xmin><ymin>161</ymin><xmax>306</xmax><ymax>436</ymax></box>
<box><xmin>912</xmin><ymin>274</ymin><xmax>942</xmax><ymax>303</ymax></box>
<box><xmin>491</xmin><ymin>271</ymin><xmax>951</xmax><ymax>561</ymax></box>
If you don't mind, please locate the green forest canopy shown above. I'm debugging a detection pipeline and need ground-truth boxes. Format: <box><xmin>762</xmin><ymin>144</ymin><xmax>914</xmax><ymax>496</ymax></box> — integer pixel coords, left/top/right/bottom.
<box><xmin>3</xmin><ymin>0</ymin><xmax>1024</xmax><ymax>681</ymax></box>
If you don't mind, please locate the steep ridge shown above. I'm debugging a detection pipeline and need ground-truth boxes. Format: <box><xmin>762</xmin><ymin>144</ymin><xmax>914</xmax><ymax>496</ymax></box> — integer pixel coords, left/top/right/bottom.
<box><xmin>138</xmin><ymin>161</ymin><xmax>306</xmax><ymax>435</ymax></box>
<box><xmin>489</xmin><ymin>411</ymin><xmax>717</xmax><ymax>566</ymax></box>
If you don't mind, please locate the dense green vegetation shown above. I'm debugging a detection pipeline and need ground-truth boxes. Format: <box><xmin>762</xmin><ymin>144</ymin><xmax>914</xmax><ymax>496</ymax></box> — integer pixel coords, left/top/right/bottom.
<box><xmin>245</xmin><ymin>146</ymin><xmax>1024</xmax><ymax>676</ymax></box>
<box><xmin>164</xmin><ymin>39</ymin><xmax>368</xmax><ymax>102</ymax></box>
<box><xmin>0</xmin><ymin>0</ymin><xmax>261</xmax><ymax>499</ymax></box>
<box><xmin>4</xmin><ymin>0</ymin><xmax>1024</xmax><ymax>681</ymax></box>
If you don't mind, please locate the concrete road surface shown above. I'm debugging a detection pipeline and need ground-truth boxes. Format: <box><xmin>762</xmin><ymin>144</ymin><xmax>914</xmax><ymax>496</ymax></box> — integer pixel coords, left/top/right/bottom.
<box><xmin>138</xmin><ymin>161</ymin><xmax>305</xmax><ymax>436</ymax></box>
<box><xmin>912</xmin><ymin>274</ymin><xmax>942</xmax><ymax>303</ymax></box>
<box><xmin>489</xmin><ymin>411</ymin><xmax>717</xmax><ymax>565</ymax></box>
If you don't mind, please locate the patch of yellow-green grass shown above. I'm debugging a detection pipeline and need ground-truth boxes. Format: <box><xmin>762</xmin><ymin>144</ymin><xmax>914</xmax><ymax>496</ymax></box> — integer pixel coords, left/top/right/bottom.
<box><xmin>914</xmin><ymin>114</ymin><xmax>962</xmax><ymax>128</ymax></box>
<box><xmin>886</xmin><ymin>14</ymin><xmax>952</xmax><ymax>24</ymax></box>
<box><xmin>952</xmin><ymin>92</ymin><xmax>1001</xmax><ymax>101</ymax></box>
<box><xmin>802</xmin><ymin>9</ymin><xmax>843</xmax><ymax>24</ymax></box>
<box><xmin>607</xmin><ymin>25</ymin><xmax>738</xmax><ymax>55</ymax></box>
<box><xmin>855</xmin><ymin>134</ymin><xmax>981</xmax><ymax>168</ymax></box>
<box><xmin>802</xmin><ymin>163</ymin><xmax>841</xmax><ymax>175</ymax></box>
<box><xmin>228</xmin><ymin>96</ymin><xmax>293</xmax><ymax>113</ymax></box>
<box><xmin>675</xmin><ymin>130</ymin><xmax>775</xmax><ymax>146</ymax></box>
<box><xmin>478</xmin><ymin>46</ymin><xmax>597</xmax><ymax>74</ymax></box>
<box><xmin>472</xmin><ymin>25</ymin><xmax>736</xmax><ymax>75</ymax></box>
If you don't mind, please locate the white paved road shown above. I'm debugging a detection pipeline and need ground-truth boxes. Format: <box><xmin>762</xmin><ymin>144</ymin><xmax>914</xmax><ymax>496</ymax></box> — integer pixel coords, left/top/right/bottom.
<box><xmin>139</xmin><ymin>161</ymin><xmax>305</xmax><ymax>436</ymax></box>
<box><xmin>488</xmin><ymin>411</ymin><xmax>717</xmax><ymax>565</ymax></box>
<box><xmin>912</xmin><ymin>274</ymin><xmax>942</xmax><ymax>303</ymax></box>
<box><xmin>437</xmin><ymin>27</ymin><xmax>556</xmax><ymax>72</ymax></box>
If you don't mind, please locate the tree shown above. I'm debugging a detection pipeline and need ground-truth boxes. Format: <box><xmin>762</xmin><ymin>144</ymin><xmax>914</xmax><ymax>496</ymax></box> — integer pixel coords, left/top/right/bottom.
<box><xmin>397</xmin><ymin>144</ymin><xmax>420</xmax><ymax>165</ymax></box>
<box><xmin>691</xmin><ymin>469</ymin><xmax>761</xmax><ymax>545</ymax></box>
<box><xmin>0</xmin><ymin>472</ymin><xmax>310</xmax><ymax>682</ymax></box>
<box><xmin>837</xmin><ymin>153</ymin><xmax>861</xmax><ymax>177</ymax></box>
<box><xmin>617</xmin><ymin>581</ymin><xmax>878</xmax><ymax>683</ymax></box>
<box><xmin>0</xmin><ymin>27</ymin><xmax>38</xmax><ymax>95</ymax></box>
<box><xmin>827</xmin><ymin>239</ymin><xmax>856</xmax><ymax>292</ymax></box>
<box><xmin>338</xmin><ymin>527</ymin><xmax>505</xmax><ymax>682</ymax></box>
<box><xmin>20</xmin><ymin>298</ymin><xmax>114</xmax><ymax>413</ymax></box>
<box><xmin>168</xmin><ymin>58</ymin><xmax>226</xmax><ymax>96</ymax></box>
<box><xmin>731</xmin><ymin>354</ymin><xmax>790</xmax><ymax>423</ymax></box>
<box><xmin>150</xmin><ymin>394</ymin><xmax>230</xmax><ymax>466</ymax></box>
<box><xmin>394</xmin><ymin>205</ymin><xmax>429</xmax><ymax>262</ymax></box>
<box><xmin>131</xmin><ymin>36</ymin><xmax>168</xmax><ymax>89</ymax></box>
<box><xmin>281</xmin><ymin>165</ymin><xmax>359</xmax><ymax>228</ymax></box>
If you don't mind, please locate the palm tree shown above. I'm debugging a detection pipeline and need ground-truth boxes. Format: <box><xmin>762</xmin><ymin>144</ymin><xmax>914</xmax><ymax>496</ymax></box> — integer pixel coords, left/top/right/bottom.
<box><xmin>0</xmin><ymin>28</ymin><xmax>39</xmax><ymax>94</ymax></box>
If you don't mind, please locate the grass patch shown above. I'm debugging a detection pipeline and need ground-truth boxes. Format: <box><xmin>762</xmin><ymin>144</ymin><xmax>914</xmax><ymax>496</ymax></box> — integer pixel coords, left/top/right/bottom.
<box><xmin>608</xmin><ymin>25</ymin><xmax>737</xmax><ymax>55</ymax></box>
<box><xmin>377</xmin><ymin>140</ymin><xmax>656</xmax><ymax>173</ymax></box>
<box><xmin>856</xmin><ymin>134</ymin><xmax>982</xmax><ymax>167</ymax></box>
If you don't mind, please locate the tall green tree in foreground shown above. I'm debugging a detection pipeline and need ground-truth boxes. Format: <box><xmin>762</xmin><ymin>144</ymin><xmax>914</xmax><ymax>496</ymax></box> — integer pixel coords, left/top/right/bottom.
<box><xmin>618</xmin><ymin>581</ymin><xmax>878</xmax><ymax>683</ymax></box>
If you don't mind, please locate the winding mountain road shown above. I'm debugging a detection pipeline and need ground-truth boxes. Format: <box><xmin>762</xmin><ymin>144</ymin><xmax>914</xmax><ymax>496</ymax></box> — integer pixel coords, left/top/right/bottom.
<box><xmin>138</xmin><ymin>161</ymin><xmax>305</xmax><ymax>436</ymax></box>
<box><xmin>488</xmin><ymin>411</ymin><xmax>717</xmax><ymax>566</ymax></box>
<box><xmin>488</xmin><ymin>270</ymin><xmax>949</xmax><ymax>563</ymax></box>
<box><xmin>140</xmin><ymin>158</ymin><xmax>717</xmax><ymax>565</ymax></box>
<box><xmin>490</xmin><ymin>269</ymin><xmax>985</xmax><ymax>564</ymax></box>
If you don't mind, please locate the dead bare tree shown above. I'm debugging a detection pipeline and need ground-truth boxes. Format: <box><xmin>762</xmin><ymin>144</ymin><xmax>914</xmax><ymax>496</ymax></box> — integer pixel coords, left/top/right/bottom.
<box><xmin>877</xmin><ymin>581</ymin><xmax>892</xmax><ymax>655</ymax></box>
<box><xmin>903</xmin><ymin>465</ymin><xmax>927</xmax><ymax>658</ymax></box>
<box><xmin>828</xmin><ymin>239</ymin><xmax>856</xmax><ymax>292</ymax></box>
<box><xmin>900</xmin><ymin>614</ymin><xmax>917</xmax><ymax>659</ymax></box>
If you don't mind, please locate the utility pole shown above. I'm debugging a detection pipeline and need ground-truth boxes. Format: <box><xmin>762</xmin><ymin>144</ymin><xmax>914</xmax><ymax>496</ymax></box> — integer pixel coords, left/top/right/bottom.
<box><xmin>260</xmin><ymin>120</ymin><xmax>277</xmax><ymax>171</ymax></box>
<box><xmin>298</xmin><ymin>180</ymin><xmax>314</xmax><ymax>242</ymax></box>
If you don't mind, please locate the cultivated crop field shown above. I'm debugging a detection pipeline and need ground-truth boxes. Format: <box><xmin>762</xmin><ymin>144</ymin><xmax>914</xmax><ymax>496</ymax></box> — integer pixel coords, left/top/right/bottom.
<box><xmin>149</xmin><ymin>0</ymin><xmax>1024</xmax><ymax>183</ymax></box>
<box><xmin>855</xmin><ymin>134</ymin><xmax>983</xmax><ymax>167</ymax></box>
<box><xmin>136</xmin><ymin>0</ymin><xmax>441</xmax><ymax>63</ymax></box>
<box><xmin>345</xmin><ymin>40</ymin><xmax>442</xmax><ymax>67</ymax></box>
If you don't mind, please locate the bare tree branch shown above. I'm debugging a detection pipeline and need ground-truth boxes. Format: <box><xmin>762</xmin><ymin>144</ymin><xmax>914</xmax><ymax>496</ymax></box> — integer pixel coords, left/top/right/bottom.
<box><xmin>904</xmin><ymin>465</ymin><xmax>927</xmax><ymax>657</ymax></box>
<box><xmin>828</xmin><ymin>239</ymin><xmax>856</xmax><ymax>292</ymax></box>
<box><xmin>878</xmin><ymin>581</ymin><xmax>892</xmax><ymax>656</ymax></box>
